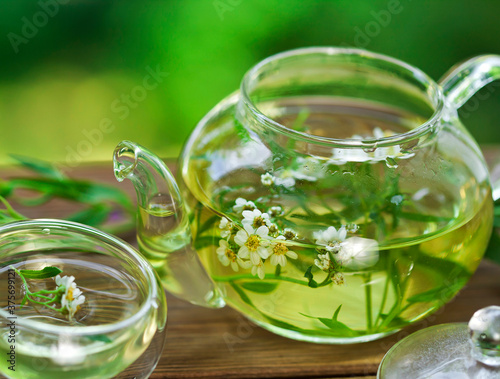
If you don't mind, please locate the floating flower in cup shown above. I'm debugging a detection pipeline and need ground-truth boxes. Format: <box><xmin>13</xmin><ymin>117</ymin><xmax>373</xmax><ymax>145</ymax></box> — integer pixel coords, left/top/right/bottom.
<box><xmin>242</xmin><ymin>209</ymin><xmax>270</xmax><ymax>229</ymax></box>
<box><xmin>13</xmin><ymin>266</ymin><xmax>85</xmax><ymax>321</ymax></box>
<box><xmin>233</xmin><ymin>197</ymin><xmax>257</xmax><ymax>214</ymax></box>
<box><xmin>216</xmin><ymin>240</ymin><xmax>251</xmax><ymax>272</ymax></box>
<box><xmin>335</xmin><ymin>237</ymin><xmax>379</xmax><ymax>270</ymax></box>
<box><xmin>269</xmin><ymin>236</ymin><xmax>298</xmax><ymax>267</ymax></box>
<box><xmin>314</xmin><ymin>226</ymin><xmax>347</xmax><ymax>253</ymax></box>
<box><xmin>234</xmin><ymin>224</ymin><xmax>271</xmax><ymax>265</ymax></box>
<box><xmin>55</xmin><ymin>275</ymin><xmax>85</xmax><ymax>319</ymax></box>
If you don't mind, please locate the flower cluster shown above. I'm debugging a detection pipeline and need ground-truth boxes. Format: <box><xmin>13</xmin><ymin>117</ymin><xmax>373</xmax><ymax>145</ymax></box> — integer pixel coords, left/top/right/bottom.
<box><xmin>313</xmin><ymin>225</ymin><xmax>379</xmax><ymax>277</ymax></box>
<box><xmin>216</xmin><ymin>199</ymin><xmax>379</xmax><ymax>283</ymax></box>
<box><xmin>15</xmin><ymin>266</ymin><xmax>85</xmax><ymax>321</ymax></box>
<box><xmin>216</xmin><ymin>198</ymin><xmax>298</xmax><ymax>279</ymax></box>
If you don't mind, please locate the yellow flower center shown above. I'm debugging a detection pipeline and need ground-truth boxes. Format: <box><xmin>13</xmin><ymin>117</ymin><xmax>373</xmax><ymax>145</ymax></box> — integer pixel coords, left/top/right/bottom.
<box><xmin>225</xmin><ymin>248</ymin><xmax>237</xmax><ymax>262</ymax></box>
<box><xmin>66</xmin><ymin>287</ymin><xmax>74</xmax><ymax>301</ymax></box>
<box><xmin>269</xmin><ymin>224</ymin><xmax>278</xmax><ymax>234</ymax></box>
<box><xmin>252</xmin><ymin>217</ymin><xmax>266</xmax><ymax>228</ymax></box>
<box><xmin>245</xmin><ymin>235</ymin><xmax>261</xmax><ymax>251</ymax></box>
<box><xmin>273</xmin><ymin>243</ymin><xmax>288</xmax><ymax>256</ymax></box>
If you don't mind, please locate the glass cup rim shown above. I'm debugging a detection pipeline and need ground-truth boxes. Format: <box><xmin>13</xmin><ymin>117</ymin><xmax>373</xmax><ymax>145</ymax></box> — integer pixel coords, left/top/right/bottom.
<box><xmin>240</xmin><ymin>46</ymin><xmax>445</xmax><ymax>148</ymax></box>
<box><xmin>0</xmin><ymin>218</ymin><xmax>160</xmax><ymax>336</ymax></box>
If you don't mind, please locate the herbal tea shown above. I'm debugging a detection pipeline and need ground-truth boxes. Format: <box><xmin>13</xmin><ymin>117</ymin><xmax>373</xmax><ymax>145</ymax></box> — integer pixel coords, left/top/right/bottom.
<box><xmin>116</xmin><ymin>48</ymin><xmax>497</xmax><ymax>344</ymax></box>
<box><xmin>0</xmin><ymin>252</ymin><xmax>155</xmax><ymax>379</ymax></box>
<box><xmin>176</xmin><ymin>97</ymin><xmax>492</xmax><ymax>342</ymax></box>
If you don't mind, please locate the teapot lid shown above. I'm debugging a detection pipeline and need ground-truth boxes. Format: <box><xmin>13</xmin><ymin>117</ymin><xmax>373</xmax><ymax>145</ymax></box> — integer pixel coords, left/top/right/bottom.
<box><xmin>378</xmin><ymin>306</ymin><xmax>500</xmax><ymax>378</ymax></box>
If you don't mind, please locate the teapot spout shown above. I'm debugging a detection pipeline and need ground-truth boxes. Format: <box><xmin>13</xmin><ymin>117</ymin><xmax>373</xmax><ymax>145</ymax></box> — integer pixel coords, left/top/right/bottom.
<box><xmin>113</xmin><ymin>141</ymin><xmax>225</xmax><ymax>308</ymax></box>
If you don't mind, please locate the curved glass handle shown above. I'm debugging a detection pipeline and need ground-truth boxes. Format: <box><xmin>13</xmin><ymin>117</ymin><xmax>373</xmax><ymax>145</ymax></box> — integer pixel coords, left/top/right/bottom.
<box><xmin>440</xmin><ymin>55</ymin><xmax>500</xmax><ymax>109</ymax></box>
<box><xmin>440</xmin><ymin>56</ymin><xmax>500</xmax><ymax>201</ymax></box>
<box><xmin>113</xmin><ymin>141</ymin><xmax>225</xmax><ymax>309</ymax></box>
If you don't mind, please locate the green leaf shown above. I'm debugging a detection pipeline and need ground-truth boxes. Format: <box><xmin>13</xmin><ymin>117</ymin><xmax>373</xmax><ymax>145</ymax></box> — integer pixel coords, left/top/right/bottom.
<box><xmin>332</xmin><ymin>304</ymin><xmax>342</xmax><ymax>321</ymax></box>
<box><xmin>0</xmin><ymin>195</ymin><xmax>27</xmax><ymax>221</ymax></box>
<box><xmin>300</xmin><ymin>305</ymin><xmax>360</xmax><ymax>337</ymax></box>
<box><xmin>20</xmin><ymin>266</ymin><xmax>62</xmax><ymax>279</ymax></box>
<box><xmin>316</xmin><ymin>318</ymin><xmax>359</xmax><ymax>336</ymax></box>
<box><xmin>234</xmin><ymin>118</ymin><xmax>252</xmax><ymax>144</ymax></box>
<box><xmin>10</xmin><ymin>154</ymin><xmax>66</xmax><ymax>181</ymax></box>
<box><xmin>198</xmin><ymin>215</ymin><xmax>220</xmax><ymax>235</ymax></box>
<box><xmin>398</xmin><ymin>211</ymin><xmax>453</xmax><ymax>223</ymax></box>
<box><xmin>8</xmin><ymin>178</ymin><xmax>133</xmax><ymax>209</ymax></box>
<box><xmin>229</xmin><ymin>282</ymin><xmax>254</xmax><ymax>307</ymax></box>
<box><xmin>68</xmin><ymin>204</ymin><xmax>111</xmax><ymax>226</ymax></box>
<box><xmin>194</xmin><ymin>236</ymin><xmax>217</xmax><ymax>250</ymax></box>
<box><xmin>407</xmin><ymin>277</ymin><xmax>468</xmax><ymax>304</ymax></box>
<box><xmin>241</xmin><ymin>282</ymin><xmax>278</xmax><ymax>293</ymax></box>
<box><xmin>304</xmin><ymin>266</ymin><xmax>318</xmax><ymax>288</ymax></box>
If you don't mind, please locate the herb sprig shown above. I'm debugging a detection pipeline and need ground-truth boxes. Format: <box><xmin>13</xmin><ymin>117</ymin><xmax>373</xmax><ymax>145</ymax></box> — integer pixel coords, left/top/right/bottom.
<box><xmin>0</xmin><ymin>155</ymin><xmax>135</xmax><ymax>235</ymax></box>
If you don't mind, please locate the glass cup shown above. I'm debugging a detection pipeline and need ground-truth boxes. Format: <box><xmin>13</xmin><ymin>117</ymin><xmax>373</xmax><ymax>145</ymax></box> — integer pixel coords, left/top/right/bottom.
<box><xmin>0</xmin><ymin>219</ymin><xmax>167</xmax><ymax>379</ymax></box>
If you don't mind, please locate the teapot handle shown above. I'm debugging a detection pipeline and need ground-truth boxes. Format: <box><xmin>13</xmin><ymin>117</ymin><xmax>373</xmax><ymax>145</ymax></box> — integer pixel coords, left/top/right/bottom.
<box><xmin>113</xmin><ymin>141</ymin><xmax>225</xmax><ymax>308</ymax></box>
<box><xmin>440</xmin><ymin>55</ymin><xmax>500</xmax><ymax>201</ymax></box>
<box><xmin>440</xmin><ymin>55</ymin><xmax>500</xmax><ymax>108</ymax></box>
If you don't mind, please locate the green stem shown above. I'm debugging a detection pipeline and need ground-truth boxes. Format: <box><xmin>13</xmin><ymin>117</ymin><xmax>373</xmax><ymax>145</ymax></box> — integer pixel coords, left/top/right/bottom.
<box><xmin>12</xmin><ymin>266</ymin><xmax>64</xmax><ymax>312</ymax></box>
<box><xmin>374</xmin><ymin>273</ymin><xmax>390</xmax><ymax>329</ymax></box>
<box><xmin>0</xmin><ymin>195</ymin><xmax>27</xmax><ymax>220</ymax></box>
<box><xmin>374</xmin><ymin>252</ymin><xmax>393</xmax><ymax>329</ymax></box>
<box><xmin>213</xmin><ymin>273</ymin><xmax>332</xmax><ymax>288</ymax></box>
<box><xmin>364</xmin><ymin>274</ymin><xmax>373</xmax><ymax>332</ymax></box>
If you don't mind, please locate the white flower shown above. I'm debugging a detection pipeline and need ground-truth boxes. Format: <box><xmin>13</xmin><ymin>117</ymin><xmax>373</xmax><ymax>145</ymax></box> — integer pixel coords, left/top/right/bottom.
<box><xmin>216</xmin><ymin>240</ymin><xmax>251</xmax><ymax>272</ymax></box>
<box><xmin>55</xmin><ymin>275</ymin><xmax>85</xmax><ymax>319</ymax></box>
<box><xmin>335</xmin><ymin>237</ymin><xmax>379</xmax><ymax>270</ymax></box>
<box><xmin>283</xmin><ymin>228</ymin><xmax>298</xmax><ymax>240</ymax></box>
<box><xmin>233</xmin><ymin>197</ymin><xmax>257</xmax><ymax>214</ymax></box>
<box><xmin>251</xmin><ymin>260</ymin><xmax>266</xmax><ymax>280</ymax></box>
<box><xmin>314</xmin><ymin>226</ymin><xmax>347</xmax><ymax>253</ymax></box>
<box><xmin>267</xmin><ymin>223</ymin><xmax>280</xmax><ymax>237</ymax></box>
<box><xmin>268</xmin><ymin>206</ymin><xmax>283</xmax><ymax>217</ymax></box>
<box><xmin>261</xmin><ymin>173</ymin><xmax>275</xmax><ymax>186</ymax></box>
<box><xmin>269</xmin><ymin>236</ymin><xmax>298</xmax><ymax>267</ymax></box>
<box><xmin>219</xmin><ymin>217</ymin><xmax>233</xmax><ymax>238</ymax></box>
<box><xmin>314</xmin><ymin>253</ymin><xmax>331</xmax><ymax>271</ymax></box>
<box><xmin>242</xmin><ymin>209</ymin><xmax>270</xmax><ymax>229</ymax></box>
<box><xmin>234</xmin><ymin>224</ymin><xmax>271</xmax><ymax>265</ymax></box>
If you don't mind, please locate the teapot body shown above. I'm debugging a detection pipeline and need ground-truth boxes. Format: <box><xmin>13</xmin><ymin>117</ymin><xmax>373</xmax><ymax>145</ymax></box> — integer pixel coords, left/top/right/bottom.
<box><xmin>176</xmin><ymin>48</ymin><xmax>494</xmax><ymax>343</ymax></box>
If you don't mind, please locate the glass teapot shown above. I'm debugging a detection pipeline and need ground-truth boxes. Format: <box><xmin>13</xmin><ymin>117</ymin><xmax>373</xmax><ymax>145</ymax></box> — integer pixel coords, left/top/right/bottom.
<box><xmin>113</xmin><ymin>47</ymin><xmax>500</xmax><ymax>344</ymax></box>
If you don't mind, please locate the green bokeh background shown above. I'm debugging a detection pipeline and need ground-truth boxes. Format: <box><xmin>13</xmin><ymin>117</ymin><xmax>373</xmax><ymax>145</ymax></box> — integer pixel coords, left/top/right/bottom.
<box><xmin>1</xmin><ymin>0</ymin><xmax>500</xmax><ymax>166</ymax></box>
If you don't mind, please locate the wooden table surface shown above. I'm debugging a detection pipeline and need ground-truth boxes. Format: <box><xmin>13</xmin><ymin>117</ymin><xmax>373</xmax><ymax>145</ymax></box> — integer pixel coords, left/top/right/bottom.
<box><xmin>2</xmin><ymin>155</ymin><xmax>500</xmax><ymax>379</ymax></box>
